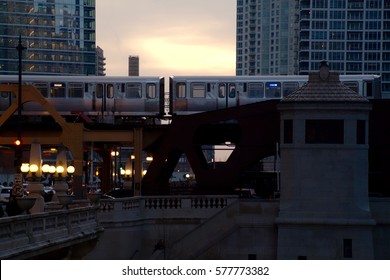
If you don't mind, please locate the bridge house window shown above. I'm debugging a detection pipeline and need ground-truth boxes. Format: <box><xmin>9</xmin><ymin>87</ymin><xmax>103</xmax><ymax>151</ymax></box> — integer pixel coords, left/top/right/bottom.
<box><xmin>284</xmin><ymin>120</ymin><xmax>293</xmax><ymax>144</ymax></box>
<box><xmin>356</xmin><ymin>120</ymin><xmax>366</xmax><ymax>144</ymax></box>
<box><xmin>305</xmin><ymin>119</ymin><xmax>344</xmax><ymax>144</ymax></box>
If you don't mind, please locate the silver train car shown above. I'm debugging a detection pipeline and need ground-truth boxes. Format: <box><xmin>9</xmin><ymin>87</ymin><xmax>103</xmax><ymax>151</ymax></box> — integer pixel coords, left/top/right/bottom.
<box><xmin>169</xmin><ymin>75</ymin><xmax>381</xmax><ymax>115</ymax></box>
<box><xmin>0</xmin><ymin>74</ymin><xmax>381</xmax><ymax>121</ymax></box>
<box><xmin>0</xmin><ymin>75</ymin><xmax>165</xmax><ymax>121</ymax></box>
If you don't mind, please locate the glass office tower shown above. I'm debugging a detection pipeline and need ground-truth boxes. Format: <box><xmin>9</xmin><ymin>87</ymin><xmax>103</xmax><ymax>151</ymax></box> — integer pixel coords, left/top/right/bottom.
<box><xmin>237</xmin><ymin>0</ymin><xmax>390</xmax><ymax>97</ymax></box>
<box><xmin>299</xmin><ymin>0</ymin><xmax>390</xmax><ymax>97</ymax></box>
<box><xmin>0</xmin><ymin>0</ymin><xmax>96</xmax><ymax>75</ymax></box>
<box><xmin>236</xmin><ymin>0</ymin><xmax>299</xmax><ymax>75</ymax></box>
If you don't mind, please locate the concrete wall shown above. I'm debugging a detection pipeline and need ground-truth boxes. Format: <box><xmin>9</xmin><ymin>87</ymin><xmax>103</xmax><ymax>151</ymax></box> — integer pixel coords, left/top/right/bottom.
<box><xmin>85</xmin><ymin>197</ymin><xmax>390</xmax><ymax>260</ymax></box>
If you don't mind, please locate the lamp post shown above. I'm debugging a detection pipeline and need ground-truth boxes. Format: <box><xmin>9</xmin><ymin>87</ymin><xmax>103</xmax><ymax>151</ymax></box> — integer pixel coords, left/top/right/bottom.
<box><xmin>53</xmin><ymin>148</ymin><xmax>75</xmax><ymax>201</ymax></box>
<box><xmin>121</xmin><ymin>157</ymin><xmax>133</xmax><ymax>191</ymax></box>
<box><xmin>111</xmin><ymin>150</ymin><xmax>119</xmax><ymax>189</ymax></box>
<box><xmin>24</xmin><ymin>139</ymin><xmax>44</xmax><ymax>213</ymax></box>
<box><xmin>9</xmin><ymin>35</ymin><xmax>26</xmax><ymax>216</ymax></box>
<box><xmin>131</xmin><ymin>154</ymin><xmax>135</xmax><ymax>192</ymax></box>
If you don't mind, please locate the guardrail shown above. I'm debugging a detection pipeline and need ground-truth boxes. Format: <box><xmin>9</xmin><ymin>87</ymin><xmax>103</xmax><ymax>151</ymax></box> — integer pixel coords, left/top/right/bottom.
<box><xmin>0</xmin><ymin>195</ymin><xmax>238</xmax><ymax>259</ymax></box>
<box><xmin>0</xmin><ymin>205</ymin><xmax>102</xmax><ymax>259</ymax></box>
<box><xmin>96</xmin><ymin>195</ymin><xmax>239</xmax><ymax>223</ymax></box>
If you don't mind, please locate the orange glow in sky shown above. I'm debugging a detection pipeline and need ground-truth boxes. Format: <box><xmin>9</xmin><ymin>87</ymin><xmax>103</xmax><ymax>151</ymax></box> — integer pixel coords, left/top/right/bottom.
<box><xmin>96</xmin><ymin>0</ymin><xmax>236</xmax><ymax>77</ymax></box>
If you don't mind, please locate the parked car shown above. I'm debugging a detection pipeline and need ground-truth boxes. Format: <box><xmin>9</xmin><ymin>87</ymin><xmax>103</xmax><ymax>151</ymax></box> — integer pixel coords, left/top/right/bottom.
<box><xmin>42</xmin><ymin>186</ymin><xmax>55</xmax><ymax>202</ymax></box>
<box><xmin>0</xmin><ymin>186</ymin><xmax>12</xmax><ymax>201</ymax></box>
<box><xmin>104</xmin><ymin>189</ymin><xmax>133</xmax><ymax>198</ymax></box>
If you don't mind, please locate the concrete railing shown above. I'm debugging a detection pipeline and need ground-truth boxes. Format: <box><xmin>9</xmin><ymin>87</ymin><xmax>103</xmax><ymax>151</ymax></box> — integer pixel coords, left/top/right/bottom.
<box><xmin>0</xmin><ymin>205</ymin><xmax>102</xmax><ymax>259</ymax></box>
<box><xmin>97</xmin><ymin>195</ymin><xmax>239</xmax><ymax>223</ymax></box>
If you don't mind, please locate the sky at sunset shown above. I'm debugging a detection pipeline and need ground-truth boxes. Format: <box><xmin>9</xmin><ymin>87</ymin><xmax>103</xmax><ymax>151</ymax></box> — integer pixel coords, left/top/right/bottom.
<box><xmin>95</xmin><ymin>0</ymin><xmax>236</xmax><ymax>77</ymax></box>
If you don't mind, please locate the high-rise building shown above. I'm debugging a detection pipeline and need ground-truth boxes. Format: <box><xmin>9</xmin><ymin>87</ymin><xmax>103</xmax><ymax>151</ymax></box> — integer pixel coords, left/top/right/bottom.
<box><xmin>128</xmin><ymin>55</ymin><xmax>139</xmax><ymax>76</ymax></box>
<box><xmin>236</xmin><ymin>0</ymin><xmax>299</xmax><ymax>76</ymax></box>
<box><xmin>0</xmin><ymin>0</ymin><xmax>97</xmax><ymax>76</ymax></box>
<box><xmin>236</xmin><ymin>0</ymin><xmax>390</xmax><ymax>98</ymax></box>
<box><xmin>96</xmin><ymin>46</ymin><xmax>106</xmax><ymax>76</ymax></box>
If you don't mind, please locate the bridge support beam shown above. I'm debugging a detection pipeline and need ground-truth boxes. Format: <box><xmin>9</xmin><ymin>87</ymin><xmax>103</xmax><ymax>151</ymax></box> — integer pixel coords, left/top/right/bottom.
<box><xmin>133</xmin><ymin>127</ymin><xmax>143</xmax><ymax>196</ymax></box>
<box><xmin>0</xmin><ymin>85</ymin><xmax>85</xmax><ymax>198</ymax></box>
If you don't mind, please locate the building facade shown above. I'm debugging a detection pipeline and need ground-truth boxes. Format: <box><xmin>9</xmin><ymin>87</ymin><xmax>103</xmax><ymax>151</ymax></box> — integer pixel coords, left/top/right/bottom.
<box><xmin>237</xmin><ymin>0</ymin><xmax>390</xmax><ymax>97</ymax></box>
<box><xmin>0</xmin><ymin>0</ymin><xmax>97</xmax><ymax>75</ymax></box>
<box><xmin>128</xmin><ymin>55</ymin><xmax>139</xmax><ymax>76</ymax></box>
<box><xmin>236</xmin><ymin>0</ymin><xmax>299</xmax><ymax>76</ymax></box>
<box><xmin>96</xmin><ymin>46</ymin><xmax>106</xmax><ymax>76</ymax></box>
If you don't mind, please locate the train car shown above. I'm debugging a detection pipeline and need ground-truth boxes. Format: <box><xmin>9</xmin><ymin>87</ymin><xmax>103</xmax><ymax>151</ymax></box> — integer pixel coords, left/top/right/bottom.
<box><xmin>0</xmin><ymin>75</ymin><xmax>165</xmax><ymax>122</ymax></box>
<box><xmin>169</xmin><ymin>74</ymin><xmax>381</xmax><ymax>115</ymax></box>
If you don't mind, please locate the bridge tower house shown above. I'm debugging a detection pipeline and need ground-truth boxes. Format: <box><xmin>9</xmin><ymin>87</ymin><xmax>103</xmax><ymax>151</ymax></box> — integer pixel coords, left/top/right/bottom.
<box><xmin>276</xmin><ymin>63</ymin><xmax>375</xmax><ymax>259</ymax></box>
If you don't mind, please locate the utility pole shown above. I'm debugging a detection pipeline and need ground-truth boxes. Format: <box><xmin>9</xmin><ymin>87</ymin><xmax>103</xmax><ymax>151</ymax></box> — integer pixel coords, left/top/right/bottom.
<box><xmin>11</xmin><ymin>35</ymin><xmax>27</xmax><ymax>212</ymax></box>
<box><xmin>16</xmin><ymin>34</ymin><xmax>26</xmax><ymax>146</ymax></box>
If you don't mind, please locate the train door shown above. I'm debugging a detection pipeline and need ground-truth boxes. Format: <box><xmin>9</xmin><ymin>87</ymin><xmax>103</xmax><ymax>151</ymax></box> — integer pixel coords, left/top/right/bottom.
<box><xmin>95</xmin><ymin>83</ymin><xmax>115</xmax><ymax>120</ymax></box>
<box><xmin>217</xmin><ymin>83</ymin><xmax>237</xmax><ymax>109</ymax></box>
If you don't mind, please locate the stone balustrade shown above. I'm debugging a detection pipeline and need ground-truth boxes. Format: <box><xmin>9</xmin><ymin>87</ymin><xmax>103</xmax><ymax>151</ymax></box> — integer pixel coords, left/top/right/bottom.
<box><xmin>0</xmin><ymin>205</ymin><xmax>102</xmax><ymax>259</ymax></box>
<box><xmin>96</xmin><ymin>195</ymin><xmax>238</xmax><ymax>223</ymax></box>
<box><xmin>0</xmin><ymin>195</ymin><xmax>238</xmax><ymax>259</ymax></box>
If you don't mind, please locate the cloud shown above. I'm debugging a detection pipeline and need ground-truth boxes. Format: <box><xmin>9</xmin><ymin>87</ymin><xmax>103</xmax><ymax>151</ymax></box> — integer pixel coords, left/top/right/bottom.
<box><xmin>96</xmin><ymin>0</ymin><xmax>236</xmax><ymax>76</ymax></box>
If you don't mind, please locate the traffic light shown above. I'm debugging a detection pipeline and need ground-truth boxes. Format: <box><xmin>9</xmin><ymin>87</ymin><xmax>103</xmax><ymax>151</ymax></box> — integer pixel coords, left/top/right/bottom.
<box><xmin>13</xmin><ymin>138</ymin><xmax>23</xmax><ymax>146</ymax></box>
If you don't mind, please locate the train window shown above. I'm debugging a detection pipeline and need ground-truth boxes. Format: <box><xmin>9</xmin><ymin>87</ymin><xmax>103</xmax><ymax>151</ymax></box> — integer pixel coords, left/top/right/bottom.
<box><xmin>342</xmin><ymin>81</ymin><xmax>358</xmax><ymax>94</ymax></box>
<box><xmin>228</xmin><ymin>84</ymin><xmax>236</xmax><ymax>98</ymax></box>
<box><xmin>283</xmin><ymin>82</ymin><xmax>299</xmax><ymax>97</ymax></box>
<box><xmin>146</xmin><ymin>83</ymin><xmax>156</xmax><ymax>99</ymax></box>
<box><xmin>68</xmin><ymin>83</ymin><xmax>83</xmax><ymax>98</ymax></box>
<box><xmin>50</xmin><ymin>82</ymin><xmax>66</xmax><ymax>98</ymax></box>
<box><xmin>107</xmin><ymin>84</ymin><xmax>114</xmax><ymax>98</ymax></box>
<box><xmin>96</xmin><ymin>84</ymin><xmax>103</xmax><ymax>98</ymax></box>
<box><xmin>33</xmin><ymin>83</ymin><xmax>49</xmax><ymax>98</ymax></box>
<box><xmin>191</xmin><ymin>83</ymin><xmax>206</xmax><ymax>98</ymax></box>
<box><xmin>265</xmin><ymin>82</ymin><xmax>281</xmax><ymax>98</ymax></box>
<box><xmin>218</xmin><ymin>84</ymin><xmax>226</xmax><ymax>98</ymax></box>
<box><xmin>126</xmin><ymin>83</ymin><xmax>142</xmax><ymax>98</ymax></box>
<box><xmin>176</xmin><ymin>83</ymin><xmax>186</xmax><ymax>98</ymax></box>
<box><xmin>248</xmin><ymin>82</ymin><xmax>264</xmax><ymax>98</ymax></box>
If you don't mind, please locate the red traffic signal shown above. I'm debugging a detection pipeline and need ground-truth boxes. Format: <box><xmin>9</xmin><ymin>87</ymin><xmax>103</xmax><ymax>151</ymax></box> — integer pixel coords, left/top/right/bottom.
<box><xmin>13</xmin><ymin>139</ymin><xmax>23</xmax><ymax>146</ymax></box>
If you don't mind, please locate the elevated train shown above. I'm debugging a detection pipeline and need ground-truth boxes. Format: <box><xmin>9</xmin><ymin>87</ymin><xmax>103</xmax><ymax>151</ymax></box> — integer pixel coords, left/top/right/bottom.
<box><xmin>0</xmin><ymin>75</ymin><xmax>165</xmax><ymax>121</ymax></box>
<box><xmin>0</xmin><ymin>74</ymin><xmax>382</xmax><ymax>122</ymax></box>
<box><xmin>169</xmin><ymin>74</ymin><xmax>381</xmax><ymax>115</ymax></box>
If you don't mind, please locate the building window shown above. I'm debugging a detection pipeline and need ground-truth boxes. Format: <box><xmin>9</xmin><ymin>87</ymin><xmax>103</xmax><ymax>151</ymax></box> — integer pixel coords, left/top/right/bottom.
<box><xmin>305</xmin><ymin>120</ymin><xmax>344</xmax><ymax>144</ymax></box>
<box><xmin>284</xmin><ymin>120</ymin><xmax>293</xmax><ymax>144</ymax></box>
<box><xmin>357</xmin><ymin>120</ymin><xmax>366</xmax><ymax>144</ymax></box>
<box><xmin>343</xmin><ymin>239</ymin><xmax>353</xmax><ymax>258</ymax></box>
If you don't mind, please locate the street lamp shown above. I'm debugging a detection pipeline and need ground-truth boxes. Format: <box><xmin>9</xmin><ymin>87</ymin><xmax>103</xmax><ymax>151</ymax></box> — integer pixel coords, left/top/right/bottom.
<box><xmin>22</xmin><ymin>139</ymin><xmax>44</xmax><ymax>213</ymax></box>
<box><xmin>120</xmin><ymin>157</ymin><xmax>133</xmax><ymax>192</ymax></box>
<box><xmin>53</xmin><ymin>147</ymin><xmax>75</xmax><ymax>201</ymax></box>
